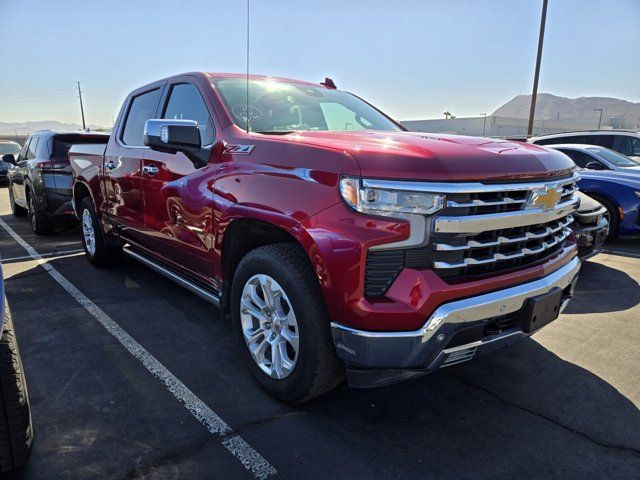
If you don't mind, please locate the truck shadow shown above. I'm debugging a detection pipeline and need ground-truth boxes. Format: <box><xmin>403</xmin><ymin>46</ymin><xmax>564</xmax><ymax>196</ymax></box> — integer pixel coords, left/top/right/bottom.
<box><xmin>563</xmin><ymin>259</ymin><xmax>640</xmax><ymax>314</ymax></box>
<box><xmin>3</xmin><ymin>254</ymin><xmax>639</xmax><ymax>478</ymax></box>
<box><xmin>307</xmin><ymin>339</ymin><xmax>640</xmax><ymax>477</ymax></box>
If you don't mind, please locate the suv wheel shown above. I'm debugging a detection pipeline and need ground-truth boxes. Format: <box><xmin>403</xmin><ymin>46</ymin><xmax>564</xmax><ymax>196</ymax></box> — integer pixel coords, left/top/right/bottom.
<box><xmin>231</xmin><ymin>244</ymin><xmax>344</xmax><ymax>404</ymax></box>
<box><xmin>0</xmin><ymin>300</ymin><xmax>33</xmax><ymax>473</ymax></box>
<box><xmin>8</xmin><ymin>186</ymin><xmax>27</xmax><ymax>217</ymax></box>
<box><xmin>79</xmin><ymin>196</ymin><xmax>122</xmax><ymax>267</ymax></box>
<box><xmin>28</xmin><ymin>194</ymin><xmax>53</xmax><ymax>235</ymax></box>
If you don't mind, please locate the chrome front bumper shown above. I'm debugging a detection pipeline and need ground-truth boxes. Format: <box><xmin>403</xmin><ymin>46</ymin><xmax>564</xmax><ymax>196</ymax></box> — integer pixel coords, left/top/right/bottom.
<box><xmin>331</xmin><ymin>257</ymin><xmax>580</xmax><ymax>378</ymax></box>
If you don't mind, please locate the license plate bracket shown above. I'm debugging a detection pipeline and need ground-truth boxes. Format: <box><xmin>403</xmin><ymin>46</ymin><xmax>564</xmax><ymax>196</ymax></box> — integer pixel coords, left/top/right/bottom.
<box><xmin>519</xmin><ymin>287</ymin><xmax>564</xmax><ymax>333</ymax></box>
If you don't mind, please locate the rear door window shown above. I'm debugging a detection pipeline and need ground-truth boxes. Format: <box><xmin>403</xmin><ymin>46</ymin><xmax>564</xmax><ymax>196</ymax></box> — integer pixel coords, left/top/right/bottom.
<box><xmin>162</xmin><ymin>83</ymin><xmax>215</xmax><ymax>145</ymax></box>
<box><xmin>122</xmin><ymin>89</ymin><xmax>161</xmax><ymax>146</ymax></box>
<box><xmin>536</xmin><ymin>136</ymin><xmax>586</xmax><ymax>145</ymax></box>
<box><xmin>589</xmin><ymin>135</ymin><xmax>614</xmax><ymax>148</ymax></box>
<box><xmin>35</xmin><ymin>136</ymin><xmax>50</xmax><ymax>158</ymax></box>
<box><xmin>612</xmin><ymin>135</ymin><xmax>640</xmax><ymax>156</ymax></box>
<box><xmin>25</xmin><ymin>137</ymin><xmax>39</xmax><ymax>160</ymax></box>
<box><xmin>16</xmin><ymin>139</ymin><xmax>30</xmax><ymax>162</ymax></box>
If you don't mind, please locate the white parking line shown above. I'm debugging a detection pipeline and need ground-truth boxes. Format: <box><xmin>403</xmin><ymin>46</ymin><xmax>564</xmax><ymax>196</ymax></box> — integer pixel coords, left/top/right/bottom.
<box><xmin>0</xmin><ymin>218</ymin><xmax>276</xmax><ymax>479</ymax></box>
<box><xmin>1</xmin><ymin>248</ymin><xmax>84</xmax><ymax>262</ymax></box>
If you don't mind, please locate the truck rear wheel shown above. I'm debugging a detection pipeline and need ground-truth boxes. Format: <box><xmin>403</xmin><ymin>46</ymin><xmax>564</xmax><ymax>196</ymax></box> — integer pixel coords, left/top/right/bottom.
<box><xmin>231</xmin><ymin>244</ymin><xmax>344</xmax><ymax>404</ymax></box>
<box><xmin>0</xmin><ymin>300</ymin><xmax>33</xmax><ymax>473</ymax></box>
<box><xmin>79</xmin><ymin>196</ymin><xmax>122</xmax><ymax>267</ymax></box>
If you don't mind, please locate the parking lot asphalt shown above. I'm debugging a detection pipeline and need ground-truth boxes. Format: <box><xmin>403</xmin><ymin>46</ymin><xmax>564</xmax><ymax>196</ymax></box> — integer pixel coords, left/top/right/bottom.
<box><xmin>0</xmin><ymin>185</ymin><xmax>639</xmax><ymax>479</ymax></box>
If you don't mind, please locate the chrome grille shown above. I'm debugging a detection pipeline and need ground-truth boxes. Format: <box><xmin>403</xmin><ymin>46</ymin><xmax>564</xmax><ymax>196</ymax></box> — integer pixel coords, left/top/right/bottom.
<box><xmin>363</xmin><ymin>173</ymin><xmax>579</xmax><ymax>296</ymax></box>
<box><xmin>429</xmin><ymin>174</ymin><xmax>578</xmax><ymax>280</ymax></box>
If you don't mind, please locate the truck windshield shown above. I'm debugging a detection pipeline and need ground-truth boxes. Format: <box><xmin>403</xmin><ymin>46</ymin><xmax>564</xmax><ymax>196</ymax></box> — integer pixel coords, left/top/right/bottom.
<box><xmin>586</xmin><ymin>147</ymin><xmax>639</xmax><ymax>167</ymax></box>
<box><xmin>211</xmin><ymin>78</ymin><xmax>402</xmax><ymax>133</ymax></box>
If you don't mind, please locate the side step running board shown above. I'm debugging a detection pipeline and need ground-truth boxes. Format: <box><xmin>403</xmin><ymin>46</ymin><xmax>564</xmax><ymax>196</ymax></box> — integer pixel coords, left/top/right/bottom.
<box><xmin>124</xmin><ymin>247</ymin><xmax>221</xmax><ymax>307</ymax></box>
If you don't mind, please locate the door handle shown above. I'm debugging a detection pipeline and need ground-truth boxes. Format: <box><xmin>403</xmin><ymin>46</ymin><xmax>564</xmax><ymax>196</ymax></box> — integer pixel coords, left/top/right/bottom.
<box><xmin>105</xmin><ymin>160</ymin><xmax>117</xmax><ymax>170</ymax></box>
<box><xmin>142</xmin><ymin>165</ymin><xmax>159</xmax><ymax>176</ymax></box>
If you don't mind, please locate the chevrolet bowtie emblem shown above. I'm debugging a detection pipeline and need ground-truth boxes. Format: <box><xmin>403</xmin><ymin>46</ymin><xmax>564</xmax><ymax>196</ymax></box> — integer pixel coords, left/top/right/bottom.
<box><xmin>530</xmin><ymin>186</ymin><xmax>562</xmax><ymax>211</ymax></box>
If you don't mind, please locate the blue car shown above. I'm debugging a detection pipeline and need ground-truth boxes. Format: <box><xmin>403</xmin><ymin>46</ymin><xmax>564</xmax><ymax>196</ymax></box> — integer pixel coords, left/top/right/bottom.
<box><xmin>577</xmin><ymin>170</ymin><xmax>640</xmax><ymax>238</ymax></box>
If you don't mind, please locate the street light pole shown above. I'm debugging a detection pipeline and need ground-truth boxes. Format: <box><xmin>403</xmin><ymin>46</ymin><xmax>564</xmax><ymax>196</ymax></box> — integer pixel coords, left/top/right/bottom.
<box><xmin>480</xmin><ymin>113</ymin><xmax>487</xmax><ymax>136</ymax></box>
<box><xmin>594</xmin><ymin>108</ymin><xmax>603</xmax><ymax>130</ymax></box>
<box><xmin>527</xmin><ymin>0</ymin><xmax>549</xmax><ymax>138</ymax></box>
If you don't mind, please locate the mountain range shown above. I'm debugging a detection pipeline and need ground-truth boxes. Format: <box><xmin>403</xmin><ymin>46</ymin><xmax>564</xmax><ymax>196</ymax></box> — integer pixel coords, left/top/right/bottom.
<box><xmin>493</xmin><ymin>93</ymin><xmax>640</xmax><ymax>128</ymax></box>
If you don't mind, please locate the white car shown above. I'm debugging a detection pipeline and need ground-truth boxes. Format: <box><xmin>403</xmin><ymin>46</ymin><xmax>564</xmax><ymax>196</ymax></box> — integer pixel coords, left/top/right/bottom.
<box><xmin>0</xmin><ymin>140</ymin><xmax>21</xmax><ymax>182</ymax></box>
<box><xmin>529</xmin><ymin>131</ymin><xmax>640</xmax><ymax>162</ymax></box>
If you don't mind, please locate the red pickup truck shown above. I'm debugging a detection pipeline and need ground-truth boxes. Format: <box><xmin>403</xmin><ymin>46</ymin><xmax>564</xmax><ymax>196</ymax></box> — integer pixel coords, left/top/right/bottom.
<box><xmin>70</xmin><ymin>72</ymin><xmax>581</xmax><ymax>403</ymax></box>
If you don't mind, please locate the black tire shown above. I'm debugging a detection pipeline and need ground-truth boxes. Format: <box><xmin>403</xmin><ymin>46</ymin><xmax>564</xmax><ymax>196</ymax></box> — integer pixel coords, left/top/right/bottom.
<box><xmin>8</xmin><ymin>186</ymin><xmax>27</xmax><ymax>218</ymax></box>
<box><xmin>79</xmin><ymin>196</ymin><xmax>122</xmax><ymax>267</ymax></box>
<box><xmin>231</xmin><ymin>243</ymin><xmax>344</xmax><ymax>404</ymax></box>
<box><xmin>0</xmin><ymin>299</ymin><xmax>33</xmax><ymax>473</ymax></box>
<box><xmin>589</xmin><ymin>194</ymin><xmax>619</xmax><ymax>240</ymax></box>
<box><xmin>27</xmin><ymin>193</ymin><xmax>53</xmax><ymax>235</ymax></box>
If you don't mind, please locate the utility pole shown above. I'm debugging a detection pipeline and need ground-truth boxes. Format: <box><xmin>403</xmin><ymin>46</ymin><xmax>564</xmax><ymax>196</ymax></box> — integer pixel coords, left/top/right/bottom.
<box><xmin>527</xmin><ymin>0</ymin><xmax>548</xmax><ymax>138</ymax></box>
<box><xmin>594</xmin><ymin>108</ymin><xmax>603</xmax><ymax>130</ymax></box>
<box><xmin>76</xmin><ymin>81</ymin><xmax>86</xmax><ymax>130</ymax></box>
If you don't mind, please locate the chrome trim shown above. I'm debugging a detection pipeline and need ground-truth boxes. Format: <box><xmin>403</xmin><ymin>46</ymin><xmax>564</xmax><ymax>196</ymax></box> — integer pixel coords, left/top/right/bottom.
<box><xmin>369</xmin><ymin>214</ymin><xmax>427</xmax><ymax>251</ymax></box>
<box><xmin>433</xmin><ymin>196</ymin><xmax>579</xmax><ymax>233</ymax></box>
<box><xmin>331</xmin><ymin>256</ymin><xmax>580</xmax><ymax>369</ymax></box>
<box><xmin>446</xmin><ymin>197</ymin><xmax>527</xmax><ymax>208</ymax></box>
<box><xmin>124</xmin><ymin>248</ymin><xmax>220</xmax><ymax>306</ymax></box>
<box><xmin>434</xmin><ymin>216</ymin><xmax>573</xmax><ymax>251</ymax></box>
<box><xmin>361</xmin><ymin>172</ymin><xmax>579</xmax><ymax>195</ymax></box>
<box><xmin>432</xmin><ymin>228</ymin><xmax>572</xmax><ymax>269</ymax></box>
<box><xmin>332</xmin><ymin>256</ymin><xmax>580</xmax><ymax>340</ymax></box>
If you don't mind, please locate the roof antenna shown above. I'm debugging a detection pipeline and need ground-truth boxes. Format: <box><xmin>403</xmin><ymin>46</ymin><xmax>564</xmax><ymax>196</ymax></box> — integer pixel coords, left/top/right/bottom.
<box><xmin>245</xmin><ymin>0</ymin><xmax>250</xmax><ymax>133</ymax></box>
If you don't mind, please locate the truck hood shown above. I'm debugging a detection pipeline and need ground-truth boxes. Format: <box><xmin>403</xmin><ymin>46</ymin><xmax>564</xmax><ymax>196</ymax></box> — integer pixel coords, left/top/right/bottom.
<box><xmin>278</xmin><ymin>130</ymin><xmax>574</xmax><ymax>181</ymax></box>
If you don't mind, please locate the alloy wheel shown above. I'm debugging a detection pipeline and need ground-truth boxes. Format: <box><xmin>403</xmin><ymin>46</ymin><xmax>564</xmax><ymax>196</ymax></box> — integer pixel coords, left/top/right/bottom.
<box><xmin>29</xmin><ymin>197</ymin><xmax>37</xmax><ymax>230</ymax></box>
<box><xmin>239</xmin><ymin>274</ymin><xmax>299</xmax><ymax>379</ymax></box>
<box><xmin>82</xmin><ymin>209</ymin><xmax>96</xmax><ymax>256</ymax></box>
<box><xmin>8</xmin><ymin>186</ymin><xmax>15</xmax><ymax>213</ymax></box>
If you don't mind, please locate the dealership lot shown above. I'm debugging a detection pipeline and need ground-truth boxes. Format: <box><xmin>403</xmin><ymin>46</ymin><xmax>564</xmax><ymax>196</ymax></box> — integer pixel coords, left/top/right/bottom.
<box><xmin>0</xmin><ymin>187</ymin><xmax>639</xmax><ymax>479</ymax></box>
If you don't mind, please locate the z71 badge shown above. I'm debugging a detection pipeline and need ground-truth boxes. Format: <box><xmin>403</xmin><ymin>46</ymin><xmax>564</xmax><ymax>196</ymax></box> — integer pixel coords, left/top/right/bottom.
<box><xmin>224</xmin><ymin>144</ymin><xmax>255</xmax><ymax>155</ymax></box>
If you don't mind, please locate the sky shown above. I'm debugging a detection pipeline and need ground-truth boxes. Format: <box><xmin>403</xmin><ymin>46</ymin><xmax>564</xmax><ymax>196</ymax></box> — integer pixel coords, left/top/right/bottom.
<box><xmin>0</xmin><ymin>0</ymin><xmax>638</xmax><ymax>127</ymax></box>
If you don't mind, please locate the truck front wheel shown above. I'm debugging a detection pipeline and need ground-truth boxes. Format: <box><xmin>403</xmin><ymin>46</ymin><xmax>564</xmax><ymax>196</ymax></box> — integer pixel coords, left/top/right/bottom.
<box><xmin>79</xmin><ymin>196</ymin><xmax>122</xmax><ymax>267</ymax></box>
<box><xmin>231</xmin><ymin>244</ymin><xmax>344</xmax><ymax>404</ymax></box>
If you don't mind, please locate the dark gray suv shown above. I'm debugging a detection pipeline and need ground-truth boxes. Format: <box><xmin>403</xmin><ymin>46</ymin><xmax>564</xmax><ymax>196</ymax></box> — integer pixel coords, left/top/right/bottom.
<box><xmin>3</xmin><ymin>131</ymin><xmax>109</xmax><ymax>234</ymax></box>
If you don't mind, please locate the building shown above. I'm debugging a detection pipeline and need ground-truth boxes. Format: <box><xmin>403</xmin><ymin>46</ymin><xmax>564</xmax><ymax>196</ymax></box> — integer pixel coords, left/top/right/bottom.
<box><xmin>401</xmin><ymin>115</ymin><xmax>608</xmax><ymax>139</ymax></box>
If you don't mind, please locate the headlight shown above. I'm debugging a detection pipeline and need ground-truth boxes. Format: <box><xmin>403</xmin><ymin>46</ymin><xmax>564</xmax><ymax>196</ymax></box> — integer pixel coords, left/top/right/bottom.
<box><xmin>634</xmin><ymin>190</ymin><xmax>640</xmax><ymax>198</ymax></box>
<box><xmin>340</xmin><ymin>177</ymin><xmax>444</xmax><ymax>217</ymax></box>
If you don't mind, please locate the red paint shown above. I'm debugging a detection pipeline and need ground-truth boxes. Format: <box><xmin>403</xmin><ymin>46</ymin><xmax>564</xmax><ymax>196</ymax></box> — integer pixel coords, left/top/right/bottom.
<box><xmin>71</xmin><ymin>72</ymin><xmax>578</xmax><ymax>332</ymax></box>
